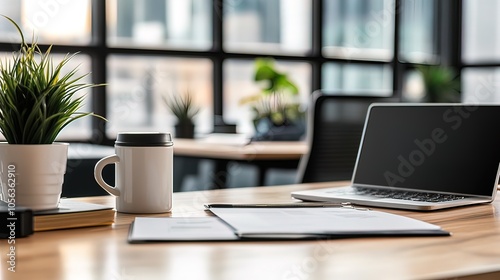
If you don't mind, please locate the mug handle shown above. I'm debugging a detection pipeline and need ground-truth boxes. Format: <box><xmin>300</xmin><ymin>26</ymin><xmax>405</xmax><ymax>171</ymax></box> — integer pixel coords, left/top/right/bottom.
<box><xmin>94</xmin><ymin>155</ymin><xmax>121</xmax><ymax>196</ymax></box>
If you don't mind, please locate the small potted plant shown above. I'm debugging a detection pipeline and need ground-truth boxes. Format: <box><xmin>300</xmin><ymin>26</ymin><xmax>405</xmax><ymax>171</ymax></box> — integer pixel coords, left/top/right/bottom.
<box><xmin>0</xmin><ymin>16</ymin><xmax>103</xmax><ymax>210</ymax></box>
<box><xmin>240</xmin><ymin>58</ymin><xmax>305</xmax><ymax>141</ymax></box>
<box><xmin>416</xmin><ymin>65</ymin><xmax>460</xmax><ymax>103</ymax></box>
<box><xmin>162</xmin><ymin>90</ymin><xmax>200</xmax><ymax>139</ymax></box>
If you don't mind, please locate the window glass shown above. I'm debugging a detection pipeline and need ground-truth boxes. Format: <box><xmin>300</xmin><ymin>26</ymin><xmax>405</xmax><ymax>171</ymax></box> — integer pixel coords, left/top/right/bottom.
<box><xmin>0</xmin><ymin>0</ymin><xmax>91</xmax><ymax>45</ymax></box>
<box><xmin>399</xmin><ymin>0</ymin><xmax>438</xmax><ymax>63</ymax></box>
<box><xmin>0</xmin><ymin>52</ymin><xmax>93</xmax><ymax>140</ymax></box>
<box><xmin>106</xmin><ymin>56</ymin><xmax>213</xmax><ymax>138</ymax></box>
<box><xmin>462</xmin><ymin>0</ymin><xmax>500</xmax><ymax>63</ymax></box>
<box><xmin>462</xmin><ymin>68</ymin><xmax>500</xmax><ymax>103</ymax></box>
<box><xmin>322</xmin><ymin>63</ymin><xmax>392</xmax><ymax>96</ymax></box>
<box><xmin>107</xmin><ymin>0</ymin><xmax>212</xmax><ymax>50</ymax></box>
<box><xmin>322</xmin><ymin>0</ymin><xmax>394</xmax><ymax>61</ymax></box>
<box><xmin>223</xmin><ymin>60</ymin><xmax>311</xmax><ymax>135</ymax></box>
<box><xmin>223</xmin><ymin>0</ymin><xmax>311</xmax><ymax>55</ymax></box>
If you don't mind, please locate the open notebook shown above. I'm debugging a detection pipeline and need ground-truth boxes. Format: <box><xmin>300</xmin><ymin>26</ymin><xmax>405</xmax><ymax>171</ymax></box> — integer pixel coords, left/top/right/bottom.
<box><xmin>292</xmin><ymin>104</ymin><xmax>500</xmax><ymax>211</ymax></box>
<box><xmin>128</xmin><ymin>205</ymin><xmax>449</xmax><ymax>243</ymax></box>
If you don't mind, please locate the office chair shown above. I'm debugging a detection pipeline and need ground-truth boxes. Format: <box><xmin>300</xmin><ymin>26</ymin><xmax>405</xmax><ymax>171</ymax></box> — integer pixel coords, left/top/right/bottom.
<box><xmin>296</xmin><ymin>91</ymin><xmax>399</xmax><ymax>183</ymax></box>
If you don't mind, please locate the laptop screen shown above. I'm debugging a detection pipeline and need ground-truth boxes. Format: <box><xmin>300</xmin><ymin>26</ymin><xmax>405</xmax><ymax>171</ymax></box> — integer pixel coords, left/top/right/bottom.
<box><xmin>352</xmin><ymin>105</ymin><xmax>500</xmax><ymax>197</ymax></box>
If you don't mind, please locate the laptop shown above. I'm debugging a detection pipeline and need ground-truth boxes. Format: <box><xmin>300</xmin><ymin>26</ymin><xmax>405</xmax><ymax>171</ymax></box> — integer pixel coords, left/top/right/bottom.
<box><xmin>292</xmin><ymin>104</ymin><xmax>500</xmax><ymax>211</ymax></box>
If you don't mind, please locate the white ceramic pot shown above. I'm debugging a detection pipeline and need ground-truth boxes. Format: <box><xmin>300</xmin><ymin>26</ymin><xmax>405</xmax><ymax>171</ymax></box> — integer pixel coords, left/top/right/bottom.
<box><xmin>0</xmin><ymin>143</ymin><xmax>68</xmax><ymax>210</ymax></box>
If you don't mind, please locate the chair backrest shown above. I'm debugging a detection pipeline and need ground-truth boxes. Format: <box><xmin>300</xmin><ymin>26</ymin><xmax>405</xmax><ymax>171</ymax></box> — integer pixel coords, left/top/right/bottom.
<box><xmin>296</xmin><ymin>91</ymin><xmax>399</xmax><ymax>183</ymax></box>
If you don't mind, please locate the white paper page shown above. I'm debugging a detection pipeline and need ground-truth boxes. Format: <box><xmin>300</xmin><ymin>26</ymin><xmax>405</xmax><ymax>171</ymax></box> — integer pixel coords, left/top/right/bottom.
<box><xmin>209</xmin><ymin>208</ymin><xmax>443</xmax><ymax>236</ymax></box>
<box><xmin>129</xmin><ymin>217</ymin><xmax>238</xmax><ymax>241</ymax></box>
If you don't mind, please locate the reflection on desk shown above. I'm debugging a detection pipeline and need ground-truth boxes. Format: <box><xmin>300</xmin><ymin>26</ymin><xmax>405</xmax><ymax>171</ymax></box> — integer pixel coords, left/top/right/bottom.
<box><xmin>5</xmin><ymin>181</ymin><xmax>500</xmax><ymax>280</ymax></box>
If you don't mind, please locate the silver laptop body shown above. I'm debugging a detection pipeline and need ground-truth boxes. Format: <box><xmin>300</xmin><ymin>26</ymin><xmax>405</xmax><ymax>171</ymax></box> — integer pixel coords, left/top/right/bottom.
<box><xmin>292</xmin><ymin>104</ymin><xmax>500</xmax><ymax>211</ymax></box>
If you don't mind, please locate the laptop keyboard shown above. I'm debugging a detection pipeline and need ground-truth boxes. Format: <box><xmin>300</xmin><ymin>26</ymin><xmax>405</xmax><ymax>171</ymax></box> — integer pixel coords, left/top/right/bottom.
<box><xmin>354</xmin><ymin>187</ymin><xmax>466</xmax><ymax>203</ymax></box>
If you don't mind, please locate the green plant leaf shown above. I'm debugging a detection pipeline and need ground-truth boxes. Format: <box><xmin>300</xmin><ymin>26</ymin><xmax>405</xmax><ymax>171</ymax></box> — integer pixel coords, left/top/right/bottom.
<box><xmin>416</xmin><ymin>65</ymin><xmax>461</xmax><ymax>103</ymax></box>
<box><xmin>162</xmin><ymin>90</ymin><xmax>200</xmax><ymax>124</ymax></box>
<box><xmin>243</xmin><ymin>57</ymin><xmax>302</xmax><ymax>126</ymax></box>
<box><xmin>0</xmin><ymin>15</ymin><xmax>105</xmax><ymax>144</ymax></box>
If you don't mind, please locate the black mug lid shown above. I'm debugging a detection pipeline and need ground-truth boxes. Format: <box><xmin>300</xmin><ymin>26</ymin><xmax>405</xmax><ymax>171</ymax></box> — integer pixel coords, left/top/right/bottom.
<box><xmin>115</xmin><ymin>132</ymin><xmax>173</xmax><ymax>147</ymax></box>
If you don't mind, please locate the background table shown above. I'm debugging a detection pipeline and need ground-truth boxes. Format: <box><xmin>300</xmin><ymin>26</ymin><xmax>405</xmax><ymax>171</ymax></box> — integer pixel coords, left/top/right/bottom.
<box><xmin>3</xmin><ymin>181</ymin><xmax>500</xmax><ymax>280</ymax></box>
<box><xmin>63</xmin><ymin>141</ymin><xmax>308</xmax><ymax>196</ymax></box>
<box><xmin>173</xmin><ymin>139</ymin><xmax>308</xmax><ymax>189</ymax></box>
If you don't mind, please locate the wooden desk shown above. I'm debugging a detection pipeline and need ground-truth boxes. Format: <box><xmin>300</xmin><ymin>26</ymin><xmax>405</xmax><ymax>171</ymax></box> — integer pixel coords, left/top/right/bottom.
<box><xmin>4</xmin><ymin>182</ymin><xmax>500</xmax><ymax>280</ymax></box>
<box><xmin>173</xmin><ymin>139</ymin><xmax>308</xmax><ymax>188</ymax></box>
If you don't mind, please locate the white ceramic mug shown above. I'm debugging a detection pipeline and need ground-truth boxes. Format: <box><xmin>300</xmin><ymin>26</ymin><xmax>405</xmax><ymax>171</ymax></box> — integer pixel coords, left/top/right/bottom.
<box><xmin>94</xmin><ymin>132</ymin><xmax>173</xmax><ymax>213</ymax></box>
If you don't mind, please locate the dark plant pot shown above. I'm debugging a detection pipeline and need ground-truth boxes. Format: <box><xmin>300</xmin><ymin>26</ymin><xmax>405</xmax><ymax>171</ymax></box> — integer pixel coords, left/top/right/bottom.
<box><xmin>252</xmin><ymin>118</ymin><xmax>305</xmax><ymax>141</ymax></box>
<box><xmin>175</xmin><ymin>123</ymin><xmax>195</xmax><ymax>139</ymax></box>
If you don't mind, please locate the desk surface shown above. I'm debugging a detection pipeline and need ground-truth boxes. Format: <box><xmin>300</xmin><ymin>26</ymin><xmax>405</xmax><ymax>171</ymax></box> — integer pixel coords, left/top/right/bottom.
<box><xmin>173</xmin><ymin>139</ymin><xmax>308</xmax><ymax>160</ymax></box>
<box><xmin>3</xmin><ymin>182</ymin><xmax>500</xmax><ymax>280</ymax></box>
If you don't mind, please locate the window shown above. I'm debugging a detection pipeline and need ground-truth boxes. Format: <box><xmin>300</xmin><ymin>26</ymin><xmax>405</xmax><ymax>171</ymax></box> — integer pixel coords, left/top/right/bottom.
<box><xmin>321</xmin><ymin>0</ymin><xmax>396</xmax><ymax>97</ymax></box>
<box><xmin>223</xmin><ymin>0</ymin><xmax>311</xmax><ymax>55</ymax></box>
<box><xmin>462</xmin><ymin>69</ymin><xmax>500</xmax><ymax>103</ymax></box>
<box><xmin>0</xmin><ymin>0</ymin><xmax>91</xmax><ymax>45</ymax></box>
<box><xmin>106</xmin><ymin>55</ymin><xmax>213</xmax><ymax>137</ymax></box>
<box><xmin>462</xmin><ymin>0</ymin><xmax>500</xmax><ymax>103</ymax></box>
<box><xmin>462</xmin><ymin>0</ymin><xmax>500</xmax><ymax>63</ymax></box>
<box><xmin>322</xmin><ymin>0</ymin><xmax>394</xmax><ymax>61</ymax></box>
<box><xmin>399</xmin><ymin>0</ymin><xmax>438</xmax><ymax>63</ymax></box>
<box><xmin>1</xmin><ymin>0</ymin><xmax>484</xmax><ymax>144</ymax></box>
<box><xmin>322</xmin><ymin>63</ymin><xmax>392</xmax><ymax>95</ymax></box>
<box><xmin>107</xmin><ymin>0</ymin><xmax>212</xmax><ymax>50</ymax></box>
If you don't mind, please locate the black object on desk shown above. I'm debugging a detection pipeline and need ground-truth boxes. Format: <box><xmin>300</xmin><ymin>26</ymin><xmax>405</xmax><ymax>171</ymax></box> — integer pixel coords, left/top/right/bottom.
<box><xmin>64</xmin><ymin>143</ymin><xmax>114</xmax><ymax>197</ymax></box>
<box><xmin>0</xmin><ymin>201</ymin><xmax>34</xmax><ymax>238</ymax></box>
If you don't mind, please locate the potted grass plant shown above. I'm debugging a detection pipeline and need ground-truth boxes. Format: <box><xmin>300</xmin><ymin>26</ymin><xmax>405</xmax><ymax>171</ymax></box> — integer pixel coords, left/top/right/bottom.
<box><xmin>0</xmin><ymin>16</ymin><xmax>103</xmax><ymax>210</ymax></box>
<box><xmin>162</xmin><ymin>90</ymin><xmax>200</xmax><ymax>139</ymax></box>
